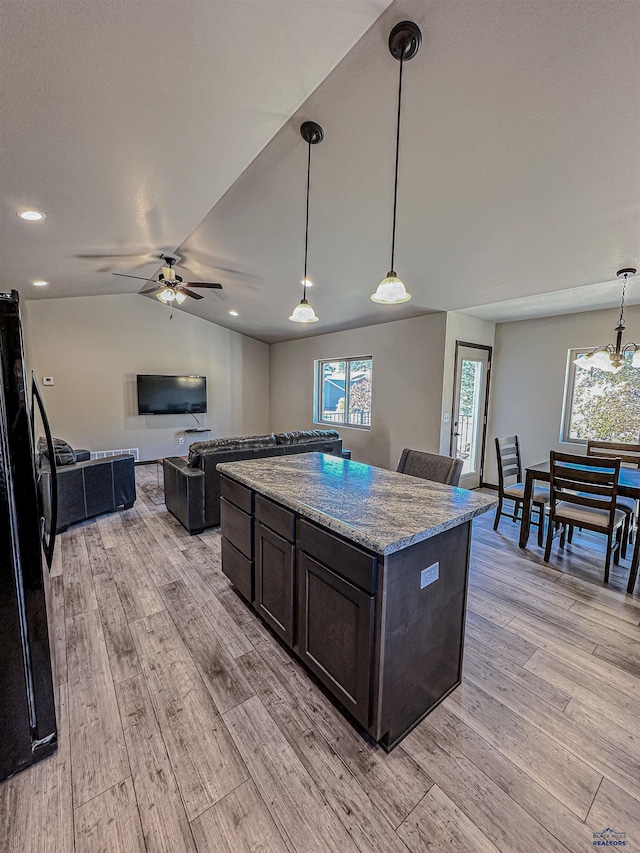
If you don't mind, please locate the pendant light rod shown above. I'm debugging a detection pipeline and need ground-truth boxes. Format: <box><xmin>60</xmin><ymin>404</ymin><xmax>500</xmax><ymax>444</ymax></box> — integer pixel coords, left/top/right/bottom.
<box><xmin>303</xmin><ymin>137</ymin><xmax>312</xmax><ymax>294</ymax></box>
<box><xmin>388</xmin><ymin>21</ymin><xmax>422</xmax><ymax>275</ymax></box>
<box><xmin>390</xmin><ymin>56</ymin><xmax>404</xmax><ymax>273</ymax></box>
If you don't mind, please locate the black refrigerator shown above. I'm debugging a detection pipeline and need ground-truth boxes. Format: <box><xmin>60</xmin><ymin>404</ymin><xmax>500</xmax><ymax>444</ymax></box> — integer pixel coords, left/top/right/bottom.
<box><xmin>0</xmin><ymin>289</ymin><xmax>58</xmax><ymax>782</ymax></box>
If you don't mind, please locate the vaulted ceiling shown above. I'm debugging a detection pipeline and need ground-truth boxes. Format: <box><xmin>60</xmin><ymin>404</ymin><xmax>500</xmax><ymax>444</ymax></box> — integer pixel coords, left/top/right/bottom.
<box><xmin>2</xmin><ymin>0</ymin><xmax>639</xmax><ymax>342</ymax></box>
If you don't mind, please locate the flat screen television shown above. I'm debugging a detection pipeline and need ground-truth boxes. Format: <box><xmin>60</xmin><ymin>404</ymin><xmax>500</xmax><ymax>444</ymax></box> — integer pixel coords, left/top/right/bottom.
<box><xmin>136</xmin><ymin>374</ymin><xmax>207</xmax><ymax>415</ymax></box>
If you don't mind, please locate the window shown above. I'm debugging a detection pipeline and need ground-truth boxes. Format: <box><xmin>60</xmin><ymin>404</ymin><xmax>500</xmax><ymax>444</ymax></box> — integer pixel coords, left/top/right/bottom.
<box><xmin>315</xmin><ymin>357</ymin><xmax>372</xmax><ymax>429</ymax></box>
<box><xmin>561</xmin><ymin>348</ymin><xmax>640</xmax><ymax>444</ymax></box>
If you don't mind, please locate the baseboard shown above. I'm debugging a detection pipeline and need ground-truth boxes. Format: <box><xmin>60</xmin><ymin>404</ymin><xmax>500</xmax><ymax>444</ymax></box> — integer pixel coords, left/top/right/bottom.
<box><xmin>480</xmin><ymin>482</ymin><xmax>498</xmax><ymax>490</ymax></box>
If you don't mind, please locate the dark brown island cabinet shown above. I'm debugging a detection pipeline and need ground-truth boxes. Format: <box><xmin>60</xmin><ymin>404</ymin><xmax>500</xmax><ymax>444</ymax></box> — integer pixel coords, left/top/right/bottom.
<box><xmin>217</xmin><ymin>453</ymin><xmax>496</xmax><ymax>751</ymax></box>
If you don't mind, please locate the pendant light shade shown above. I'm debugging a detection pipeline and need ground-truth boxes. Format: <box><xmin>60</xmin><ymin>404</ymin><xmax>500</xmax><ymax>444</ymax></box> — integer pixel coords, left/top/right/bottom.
<box><xmin>371</xmin><ymin>272</ymin><xmax>411</xmax><ymax>304</ymax></box>
<box><xmin>289</xmin><ymin>121</ymin><xmax>323</xmax><ymax>324</ymax></box>
<box><xmin>574</xmin><ymin>268</ymin><xmax>638</xmax><ymax>373</ymax></box>
<box><xmin>174</xmin><ymin>290</ymin><xmax>187</xmax><ymax>305</ymax></box>
<box><xmin>288</xmin><ymin>297</ymin><xmax>318</xmax><ymax>323</ymax></box>
<box><xmin>371</xmin><ymin>21</ymin><xmax>421</xmax><ymax>306</ymax></box>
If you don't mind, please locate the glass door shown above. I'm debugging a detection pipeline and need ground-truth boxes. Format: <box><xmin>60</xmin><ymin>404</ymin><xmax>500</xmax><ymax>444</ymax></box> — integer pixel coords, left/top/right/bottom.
<box><xmin>451</xmin><ymin>343</ymin><xmax>491</xmax><ymax>490</ymax></box>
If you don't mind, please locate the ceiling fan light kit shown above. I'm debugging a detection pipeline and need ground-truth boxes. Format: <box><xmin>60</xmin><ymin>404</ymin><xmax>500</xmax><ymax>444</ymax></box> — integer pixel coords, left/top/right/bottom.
<box><xmin>573</xmin><ymin>268</ymin><xmax>639</xmax><ymax>373</ymax></box>
<box><xmin>115</xmin><ymin>253</ymin><xmax>222</xmax><ymax>305</ymax></box>
<box><xmin>289</xmin><ymin>121</ymin><xmax>322</xmax><ymax>324</ymax></box>
<box><xmin>371</xmin><ymin>21</ymin><xmax>421</xmax><ymax>306</ymax></box>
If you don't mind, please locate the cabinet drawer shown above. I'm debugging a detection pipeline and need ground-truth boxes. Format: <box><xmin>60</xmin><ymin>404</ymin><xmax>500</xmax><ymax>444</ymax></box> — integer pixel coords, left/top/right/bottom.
<box><xmin>221</xmin><ymin>537</ymin><xmax>253</xmax><ymax>602</ymax></box>
<box><xmin>220</xmin><ymin>476</ymin><xmax>253</xmax><ymax>513</ymax></box>
<box><xmin>298</xmin><ymin>519</ymin><xmax>377</xmax><ymax>593</ymax></box>
<box><xmin>220</xmin><ymin>497</ymin><xmax>253</xmax><ymax>559</ymax></box>
<box><xmin>255</xmin><ymin>494</ymin><xmax>296</xmax><ymax>542</ymax></box>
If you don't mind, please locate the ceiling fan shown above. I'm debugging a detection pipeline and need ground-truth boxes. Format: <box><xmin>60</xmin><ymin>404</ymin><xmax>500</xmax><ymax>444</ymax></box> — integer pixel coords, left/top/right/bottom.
<box><xmin>113</xmin><ymin>255</ymin><xmax>223</xmax><ymax>304</ymax></box>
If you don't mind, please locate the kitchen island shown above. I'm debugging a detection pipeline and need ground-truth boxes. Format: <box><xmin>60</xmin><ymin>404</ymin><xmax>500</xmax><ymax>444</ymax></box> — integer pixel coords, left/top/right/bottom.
<box><xmin>217</xmin><ymin>453</ymin><xmax>496</xmax><ymax>751</ymax></box>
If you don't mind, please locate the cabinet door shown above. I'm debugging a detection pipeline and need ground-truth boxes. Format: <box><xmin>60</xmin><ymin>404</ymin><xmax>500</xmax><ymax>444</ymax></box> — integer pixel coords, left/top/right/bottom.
<box><xmin>255</xmin><ymin>521</ymin><xmax>295</xmax><ymax>646</ymax></box>
<box><xmin>297</xmin><ymin>552</ymin><xmax>374</xmax><ymax>728</ymax></box>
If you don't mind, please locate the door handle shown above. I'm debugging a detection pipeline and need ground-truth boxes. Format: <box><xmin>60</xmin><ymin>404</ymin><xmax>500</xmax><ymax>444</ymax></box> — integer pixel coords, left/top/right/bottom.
<box><xmin>453</xmin><ymin>431</ymin><xmax>460</xmax><ymax>436</ymax></box>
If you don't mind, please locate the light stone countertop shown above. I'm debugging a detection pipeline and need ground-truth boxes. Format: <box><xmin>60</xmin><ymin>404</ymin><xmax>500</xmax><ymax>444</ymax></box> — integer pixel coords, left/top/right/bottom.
<box><xmin>217</xmin><ymin>453</ymin><xmax>497</xmax><ymax>556</ymax></box>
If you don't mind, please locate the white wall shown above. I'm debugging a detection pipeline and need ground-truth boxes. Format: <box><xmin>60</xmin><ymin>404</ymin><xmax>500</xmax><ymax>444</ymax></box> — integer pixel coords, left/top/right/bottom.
<box><xmin>485</xmin><ymin>304</ymin><xmax>640</xmax><ymax>484</ymax></box>
<box><xmin>269</xmin><ymin>314</ymin><xmax>447</xmax><ymax>470</ymax></box>
<box><xmin>26</xmin><ymin>294</ymin><xmax>270</xmax><ymax>462</ymax></box>
<box><xmin>438</xmin><ymin>312</ymin><xmax>496</xmax><ymax>456</ymax></box>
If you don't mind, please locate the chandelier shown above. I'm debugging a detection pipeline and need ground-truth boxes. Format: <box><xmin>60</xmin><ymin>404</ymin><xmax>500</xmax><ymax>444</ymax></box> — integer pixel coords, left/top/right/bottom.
<box><xmin>574</xmin><ymin>268</ymin><xmax>639</xmax><ymax>374</ymax></box>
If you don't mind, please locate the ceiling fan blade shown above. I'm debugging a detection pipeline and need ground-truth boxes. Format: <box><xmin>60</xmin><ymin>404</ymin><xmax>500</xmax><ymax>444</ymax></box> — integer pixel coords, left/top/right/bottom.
<box><xmin>182</xmin><ymin>289</ymin><xmax>204</xmax><ymax>300</ymax></box>
<box><xmin>140</xmin><ymin>286</ymin><xmax>161</xmax><ymax>294</ymax></box>
<box><xmin>184</xmin><ymin>282</ymin><xmax>223</xmax><ymax>289</ymax></box>
<box><xmin>112</xmin><ymin>273</ymin><xmax>158</xmax><ymax>282</ymax></box>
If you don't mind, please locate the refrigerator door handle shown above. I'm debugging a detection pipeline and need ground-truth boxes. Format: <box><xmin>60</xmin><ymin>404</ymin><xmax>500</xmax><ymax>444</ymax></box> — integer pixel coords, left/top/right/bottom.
<box><xmin>31</xmin><ymin>374</ymin><xmax>57</xmax><ymax>569</ymax></box>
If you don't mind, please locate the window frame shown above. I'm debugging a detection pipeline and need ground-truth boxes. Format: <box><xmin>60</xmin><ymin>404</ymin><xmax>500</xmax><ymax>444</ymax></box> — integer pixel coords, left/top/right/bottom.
<box><xmin>560</xmin><ymin>346</ymin><xmax>640</xmax><ymax>445</ymax></box>
<box><xmin>560</xmin><ymin>347</ymin><xmax>590</xmax><ymax>445</ymax></box>
<box><xmin>314</xmin><ymin>355</ymin><xmax>373</xmax><ymax>431</ymax></box>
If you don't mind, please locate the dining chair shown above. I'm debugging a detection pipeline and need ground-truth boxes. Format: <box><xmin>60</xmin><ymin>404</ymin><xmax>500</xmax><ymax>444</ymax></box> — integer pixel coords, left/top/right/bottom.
<box><xmin>544</xmin><ymin>451</ymin><xmax>625</xmax><ymax>583</ymax></box>
<box><xmin>494</xmin><ymin>436</ymin><xmax>549</xmax><ymax>546</ymax></box>
<box><xmin>587</xmin><ymin>440</ymin><xmax>639</xmax><ymax>559</ymax></box>
<box><xmin>396</xmin><ymin>449</ymin><xmax>463</xmax><ymax>486</ymax></box>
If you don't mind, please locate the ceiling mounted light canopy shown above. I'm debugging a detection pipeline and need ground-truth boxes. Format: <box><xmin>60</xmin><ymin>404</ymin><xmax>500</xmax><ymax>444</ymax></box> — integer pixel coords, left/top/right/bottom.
<box><xmin>289</xmin><ymin>121</ymin><xmax>322</xmax><ymax>324</ymax></box>
<box><xmin>574</xmin><ymin>268</ymin><xmax>639</xmax><ymax>373</ymax></box>
<box><xmin>371</xmin><ymin>21</ymin><xmax>421</xmax><ymax>305</ymax></box>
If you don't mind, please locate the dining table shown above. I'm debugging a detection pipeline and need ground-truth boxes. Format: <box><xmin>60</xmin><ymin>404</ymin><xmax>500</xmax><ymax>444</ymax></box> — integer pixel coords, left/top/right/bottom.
<box><xmin>518</xmin><ymin>459</ymin><xmax>640</xmax><ymax>594</ymax></box>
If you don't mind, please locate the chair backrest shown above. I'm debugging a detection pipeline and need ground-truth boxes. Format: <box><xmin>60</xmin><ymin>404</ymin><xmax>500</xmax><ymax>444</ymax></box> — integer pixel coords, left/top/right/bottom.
<box><xmin>396</xmin><ymin>449</ymin><xmax>464</xmax><ymax>486</ymax></box>
<box><xmin>495</xmin><ymin>436</ymin><xmax>522</xmax><ymax>495</ymax></box>
<box><xmin>586</xmin><ymin>440</ymin><xmax>640</xmax><ymax>468</ymax></box>
<box><xmin>549</xmin><ymin>450</ymin><xmax>620</xmax><ymax>519</ymax></box>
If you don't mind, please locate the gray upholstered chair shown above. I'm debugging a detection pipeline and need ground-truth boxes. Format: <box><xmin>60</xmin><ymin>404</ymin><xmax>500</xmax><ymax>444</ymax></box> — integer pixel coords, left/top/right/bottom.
<box><xmin>396</xmin><ymin>449</ymin><xmax>464</xmax><ymax>486</ymax></box>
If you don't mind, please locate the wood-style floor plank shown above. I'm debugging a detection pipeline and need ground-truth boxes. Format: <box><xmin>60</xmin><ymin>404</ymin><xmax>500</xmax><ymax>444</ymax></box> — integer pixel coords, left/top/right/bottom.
<box><xmin>427</xmin><ymin>699</ymin><xmax>595</xmax><ymax>852</ymax></box>
<box><xmin>447</xmin><ymin>678</ymin><xmax>601</xmax><ymax>819</ymax></box>
<box><xmin>404</xmin><ymin>721</ymin><xmax>571</xmax><ymax>853</ymax></box>
<box><xmin>223</xmin><ymin>695</ymin><xmax>360</xmax><ymax>853</ymax></box>
<box><xmin>463</xmin><ymin>651</ymin><xmax>640</xmax><ymax>799</ymax></box>
<box><xmin>50</xmin><ymin>574</ymin><xmax>67</xmax><ymax>686</ymax></box>
<box><xmin>237</xmin><ymin>648</ymin><xmax>411</xmax><ymax>853</ymax></box>
<box><xmin>256</xmin><ymin>639</ymin><xmax>433</xmax><ymax>830</ymax></box>
<box><xmin>158</xmin><ymin>578</ymin><xmax>254</xmax><ymax>714</ymax></box>
<box><xmin>61</xmin><ymin>528</ymin><xmax>98</xmax><ymax>618</ymax></box>
<box><xmin>66</xmin><ymin>609</ymin><xmax>130</xmax><ymax>807</ymax></box>
<box><xmin>107</xmin><ymin>540</ymin><xmax>165</xmax><ymax>623</ymax></box>
<box><xmin>587</xmin><ymin>777</ymin><xmax>640</xmax><ymax>847</ymax></box>
<box><xmin>129</xmin><ymin>609</ymin><xmax>248</xmax><ymax>821</ymax></box>
<box><xmin>397</xmin><ymin>784</ymin><xmax>501</xmax><ymax>853</ymax></box>
<box><xmin>92</xmin><ymin>570</ymin><xmax>141</xmax><ymax>684</ymax></box>
<box><xmin>74</xmin><ymin>777</ymin><xmax>146</xmax><ymax>853</ymax></box>
<box><xmin>524</xmin><ymin>648</ymin><xmax>640</xmax><ymax>733</ymax></box>
<box><xmin>115</xmin><ymin>674</ymin><xmax>198</xmax><ymax>853</ymax></box>
<box><xmin>191</xmin><ymin>780</ymin><xmax>290</xmax><ymax>853</ymax></box>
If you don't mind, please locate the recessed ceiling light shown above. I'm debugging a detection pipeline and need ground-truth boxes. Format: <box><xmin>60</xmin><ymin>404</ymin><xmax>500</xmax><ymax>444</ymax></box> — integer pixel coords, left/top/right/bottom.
<box><xmin>32</xmin><ymin>280</ymin><xmax>48</xmax><ymax>287</ymax></box>
<box><xmin>228</xmin><ymin>310</ymin><xmax>239</xmax><ymax>316</ymax></box>
<box><xmin>18</xmin><ymin>210</ymin><xmax>46</xmax><ymax>221</ymax></box>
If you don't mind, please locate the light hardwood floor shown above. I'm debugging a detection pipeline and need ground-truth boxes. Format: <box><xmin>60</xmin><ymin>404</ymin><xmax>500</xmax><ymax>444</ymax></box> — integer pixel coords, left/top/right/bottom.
<box><xmin>1</xmin><ymin>467</ymin><xmax>639</xmax><ymax>852</ymax></box>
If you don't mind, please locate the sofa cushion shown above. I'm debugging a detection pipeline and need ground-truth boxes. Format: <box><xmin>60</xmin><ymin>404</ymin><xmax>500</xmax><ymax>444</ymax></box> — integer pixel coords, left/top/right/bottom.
<box><xmin>275</xmin><ymin>429</ymin><xmax>340</xmax><ymax>446</ymax></box>
<box><xmin>188</xmin><ymin>434</ymin><xmax>277</xmax><ymax>467</ymax></box>
<box><xmin>38</xmin><ymin>436</ymin><xmax>77</xmax><ymax>466</ymax></box>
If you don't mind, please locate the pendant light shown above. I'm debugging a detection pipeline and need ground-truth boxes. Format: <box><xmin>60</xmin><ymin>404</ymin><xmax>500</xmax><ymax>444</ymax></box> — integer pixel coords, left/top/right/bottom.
<box><xmin>574</xmin><ymin>268</ymin><xmax>639</xmax><ymax>373</ymax></box>
<box><xmin>289</xmin><ymin>121</ymin><xmax>322</xmax><ymax>323</ymax></box>
<box><xmin>371</xmin><ymin>21</ymin><xmax>422</xmax><ymax>305</ymax></box>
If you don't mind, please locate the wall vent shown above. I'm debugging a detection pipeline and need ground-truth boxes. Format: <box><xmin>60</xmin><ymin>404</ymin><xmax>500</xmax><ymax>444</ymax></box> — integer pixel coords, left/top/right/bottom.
<box><xmin>90</xmin><ymin>448</ymin><xmax>140</xmax><ymax>462</ymax></box>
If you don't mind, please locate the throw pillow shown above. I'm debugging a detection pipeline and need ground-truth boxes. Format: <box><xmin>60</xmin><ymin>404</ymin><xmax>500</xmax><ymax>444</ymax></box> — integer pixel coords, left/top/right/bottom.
<box><xmin>38</xmin><ymin>437</ymin><xmax>77</xmax><ymax>466</ymax></box>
